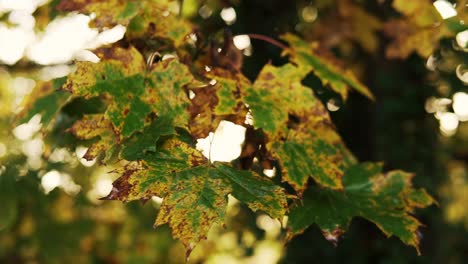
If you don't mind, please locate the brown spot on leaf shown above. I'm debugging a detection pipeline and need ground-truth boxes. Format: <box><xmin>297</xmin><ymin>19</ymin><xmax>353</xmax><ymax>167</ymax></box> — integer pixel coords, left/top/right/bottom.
<box><xmin>123</xmin><ymin>107</ymin><xmax>130</xmax><ymax>116</ymax></box>
<box><xmin>100</xmin><ymin>162</ymin><xmax>143</xmax><ymax>201</ymax></box>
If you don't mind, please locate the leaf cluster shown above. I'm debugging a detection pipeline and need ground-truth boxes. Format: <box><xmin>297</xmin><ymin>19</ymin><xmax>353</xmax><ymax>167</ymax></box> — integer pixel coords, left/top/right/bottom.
<box><xmin>16</xmin><ymin>0</ymin><xmax>442</xmax><ymax>257</ymax></box>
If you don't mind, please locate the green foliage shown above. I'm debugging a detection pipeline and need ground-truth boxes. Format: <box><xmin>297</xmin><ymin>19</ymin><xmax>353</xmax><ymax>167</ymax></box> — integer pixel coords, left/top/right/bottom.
<box><xmin>11</xmin><ymin>0</ymin><xmax>463</xmax><ymax>259</ymax></box>
<box><xmin>282</xmin><ymin>33</ymin><xmax>374</xmax><ymax>101</ymax></box>
<box><xmin>104</xmin><ymin>138</ymin><xmax>286</xmax><ymax>253</ymax></box>
<box><xmin>288</xmin><ymin>163</ymin><xmax>434</xmax><ymax>253</ymax></box>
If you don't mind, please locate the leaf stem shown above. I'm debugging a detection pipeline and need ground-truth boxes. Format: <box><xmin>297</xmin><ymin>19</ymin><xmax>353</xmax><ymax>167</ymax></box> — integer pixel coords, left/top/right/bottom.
<box><xmin>246</xmin><ymin>34</ymin><xmax>288</xmax><ymax>50</ymax></box>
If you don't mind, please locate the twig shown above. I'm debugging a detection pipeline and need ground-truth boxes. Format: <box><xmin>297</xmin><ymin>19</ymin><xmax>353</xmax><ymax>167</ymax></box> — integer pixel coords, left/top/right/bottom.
<box><xmin>246</xmin><ymin>33</ymin><xmax>288</xmax><ymax>50</ymax></box>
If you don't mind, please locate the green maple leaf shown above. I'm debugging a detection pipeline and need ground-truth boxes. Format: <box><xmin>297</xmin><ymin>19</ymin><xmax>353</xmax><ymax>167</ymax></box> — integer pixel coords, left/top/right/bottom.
<box><xmin>103</xmin><ymin>138</ymin><xmax>287</xmax><ymax>255</ymax></box>
<box><xmin>243</xmin><ymin>63</ymin><xmax>353</xmax><ymax>193</ymax></box>
<box><xmin>244</xmin><ymin>63</ymin><xmax>315</xmax><ymax>140</ymax></box>
<box><xmin>281</xmin><ymin>33</ymin><xmax>374</xmax><ymax>101</ymax></box>
<box><xmin>272</xmin><ymin>132</ymin><xmax>349</xmax><ymax>194</ymax></box>
<box><xmin>120</xmin><ymin>116</ymin><xmax>175</xmax><ymax>161</ymax></box>
<box><xmin>145</xmin><ymin>58</ymin><xmax>194</xmax><ymax>130</ymax></box>
<box><xmin>63</xmin><ymin>46</ymin><xmax>150</xmax><ymax>138</ymax></box>
<box><xmin>207</xmin><ymin>69</ymin><xmax>249</xmax><ymax>117</ymax></box>
<box><xmin>63</xmin><ymin>46</ymin><xmax>194</xmax><ymax>159</ymax></box>
<box><xmin>288</xmin><ymin>162</ymin><xmax>434</xmax><ymax>254</ymax></box>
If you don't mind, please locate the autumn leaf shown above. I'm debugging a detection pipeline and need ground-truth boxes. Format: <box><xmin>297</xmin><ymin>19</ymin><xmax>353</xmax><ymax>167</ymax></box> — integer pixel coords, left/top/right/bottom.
<box><xmin>64</xmin><ymin>46</ymin><xmax>194</xmax><ymax>143</ymax></box>
<box><xmin>243</xmin><ymin>63</ymin><xmax>313</xmax><ymax>139</ymax></box>
<box><xmin>271</xmin><ymin>131</ymin><xmax>349</xmax><ymax>194</ymax></box>
<box><xmin>62</xmin><ymin>46</ymin><xmax>146</xmax><ymax>98</ymax></box>
<box><xmin>288</xmin><ymin>162</ymin><xmax>435</xmax><ymax>254</ymax></box>
<box><xmin>337</xmin><ymin>1</ymin><xmax>382</xmax><ymax>53</ymax></box>
<box><xmin>392</xmin><ymin>0</ymin><xmax>442</xmax><ymax>27</ymax></box>
<box><xmin>270</xmin><ymin>98</ymin><xmax>356</xmax><ymax>194</ymax></box>
<box><xmin>68</xmin><ymin>114</ymin><xmax>118</xmax><ymax>161</ymax></box>
<box><xmin>103</xmin><ymin>138</ymin><xmax>287</xmax><ymax>255</ymax></box>
<box><xmin>120</xmin><ymin>116</ymin><xmax>175</xmax><ymax>161</ymax></box>
<box><xmin>300</xmin><ymin>0</ymin><xmax>382</xmax><ymax>53</ymax></box>
<box><xmin>145</xmin><ymin>58</ymin><xmax>195</xmax><ymax>130</ymax></box>
<box><xmin>243</xmin><ymin>63</ymin><xmax>353</xmax><ymax>193</ymax></box>
<box><xmin>63</xmin><ymin>46</ymin><xmax>151</xmax><ymax>138</ymax></box>
<box><xmin>189</xmin><ymin>68</ymin><xmax>249</xmax><ymax>138</ymax></box>
<box><xmin>384</xmin><ymin>0</ymin><xmax>452</xmax><ymax>59</ymax></box>
<box><xmin>281</xmin><ymin>33</ymin><xmax>374</xmax><ymax>101</ymax></box>
<box><xmin>126</xmin><ymin>1</ymin><xmax>193</xmax><ymax>47</ymax></box>
<box><xmin>383</xmin><ymin>20</ymin><xmax>447</xmax><ymax>59</ymax></box>
<box><xmin>57</xmin><ymin>0</ymin><xmax>193</xmax><ymax>47</ymax></box>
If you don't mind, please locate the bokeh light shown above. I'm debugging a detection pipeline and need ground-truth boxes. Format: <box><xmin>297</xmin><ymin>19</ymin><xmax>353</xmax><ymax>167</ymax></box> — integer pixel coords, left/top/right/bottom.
<box><xmin>301</xmin><ymin>6</ymin><xmax>318</xmax><ymax>23</ymax></box>
<box><xmin>196</xmin><ymin>120</ymin><xmax>246</xmax><ymax>162</ymax></box>
<box><xmin>433</xmin><ymin>0</ymin><xmax>457</xmax><ymax>19</ymax></box>
<box><xmin>220</xmin><ymin>7</ymin><xmax>236</xmax><ymax>25</ymax></box>
<box><xmin>453</xmin><ymin>92</ymin><xmax>468</xmax><ymax>121</ymax></box>
<box><xmin>456</xmin><ymin>30</ymin><xmax>468</xmax><ymax>49</ymax></box>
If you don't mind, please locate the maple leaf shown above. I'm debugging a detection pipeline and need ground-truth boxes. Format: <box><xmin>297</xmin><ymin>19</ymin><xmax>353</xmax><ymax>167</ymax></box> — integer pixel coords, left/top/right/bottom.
<box><xmin>189</xmin><ymin>68</ymin><xmax>249</xmax><ymax>138</ymax></box>
<box><xmin>103</xmin><ymin>138</ymin><xmax>287</xmax><ymax>255</ymax></box>
<box><xmin>288</xmin><ymin>162</ymin><xmax>435</xmax><ymax>254</ymax></box>
<box><xmin>9</xmin><ymin>0</ymin><xmax>441</xmax><ymax>257</ymax></box>
<box><xmin>243</xmin><ymin>63</ymin><xmax>354</xmax><ymax>193</ymax></box>
<box><xmin>243</xmin><ymin>63</ymin><xmax>310</xmax><ymax>140</ymax></box>
<box><xmin>57</xmin><ymin>0</ymin><xmax>193</xmax><ymax>47</ymax></box>
<box><xmin>62</xmin><ymin>46</ymin><xmax>145</xmax><ymax>99</ymax></box>
<box><xmin>63</xmin><ymin>46</ymin><xmax>150</xmax><ymax>138</ymax></box>
<box><xmin>281</xmin><ymin>33</ymin><xmax>374</xmax><ymax>101</ymax></box>
<box><xmin>337</xmin><ymin>1</ymin><xmax>382</xmax><ymax>53</ymax></box>
<box><xmin>300</xmin><ymin>1</ymin><xmax>382</xmax><ymax>53</ymax></box>
<box><xmin>271</xmin><ymin>128</ymin><xmax>351</xmax><ymax>194</ymax></box>
<box><xmin>120</xmin><ymin>116</ymin><xmax>175</xmax><ymax>161</ymax></box>
<box><xmin>145</xmin><ymin>58</ymin><xmax>195</xmax><ymax>130</ymax></box>
<box><xmin>64</xmin><ymin>46</ymin><xmax>193</xmax><ymax>145</ymax></box>
<box><xmin>68</xmin><ymin>114</ymin><xmax>118</xmax><ymax>161</ymax></box>
<box><xmin>383</xmin><ymin>20</ymin><xmax>447</xmax><ymax>59</ymax></box>
<box><xmin>384</xmin><ymin>0</ymin><xmax>452</xmax><ymax>59</ymax></box>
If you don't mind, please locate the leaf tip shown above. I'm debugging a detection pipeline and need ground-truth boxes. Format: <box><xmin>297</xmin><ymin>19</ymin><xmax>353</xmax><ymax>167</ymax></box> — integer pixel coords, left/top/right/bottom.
<box><xmin>322</xmin><ymin>228</ymin><xmax>345</xmax><ymax>247</ymax></box>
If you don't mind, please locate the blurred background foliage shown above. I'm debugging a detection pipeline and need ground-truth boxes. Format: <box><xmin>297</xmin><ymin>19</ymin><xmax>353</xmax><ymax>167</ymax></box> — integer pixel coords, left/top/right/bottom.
<box><xmin>0</xmin><ymin>0</ymin><xmax>467</xmax><ymax>263</ymax></box>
